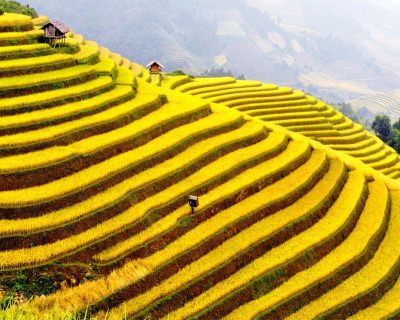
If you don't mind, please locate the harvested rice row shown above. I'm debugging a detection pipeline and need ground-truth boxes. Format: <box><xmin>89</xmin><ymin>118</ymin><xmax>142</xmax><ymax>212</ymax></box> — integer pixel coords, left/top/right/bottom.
<box><xmin>0</xmin><ymin>117</ymin><xmax>258</xmax><ymax>236</ymax></box>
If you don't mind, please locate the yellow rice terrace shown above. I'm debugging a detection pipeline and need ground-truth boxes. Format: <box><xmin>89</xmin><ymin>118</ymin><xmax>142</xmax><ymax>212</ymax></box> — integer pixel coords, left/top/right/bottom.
<box><xmin>0</xmin><ymin>11</ymin><xmax>400</xmax><ymax>320</ymax></box>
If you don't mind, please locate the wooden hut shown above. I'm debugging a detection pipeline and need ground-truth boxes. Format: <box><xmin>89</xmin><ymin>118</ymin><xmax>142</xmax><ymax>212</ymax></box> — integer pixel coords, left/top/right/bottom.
<box><xmin>41</xmin><ymin>21</ymin><xmax>70</xmax><ymax>47</ymax></box>
<box><xmin>146</xmin><ymin>60</ymin><xmax>164</xmax><ymax>74</ymax></box>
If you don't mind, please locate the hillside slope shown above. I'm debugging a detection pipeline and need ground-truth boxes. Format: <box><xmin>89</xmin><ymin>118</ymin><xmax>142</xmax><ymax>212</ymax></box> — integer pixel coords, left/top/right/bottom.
<box><xmin>27</xmin><ymin>0</ymin><xmax>400</xmax><ymax>102</ymax></box>
<box><xmin>1</xmin><ymin>13</ymin><xmax>400</xmax><ymax>320</ymax></box>
<box><xmin>164</xmin><ymin>75</ymin><xmax>400</xmax><ymax>180</ymax></box>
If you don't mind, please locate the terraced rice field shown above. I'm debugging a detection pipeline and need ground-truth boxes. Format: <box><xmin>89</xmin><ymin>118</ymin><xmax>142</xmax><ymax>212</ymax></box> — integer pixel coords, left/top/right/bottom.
<box><xmin>348</xmin><ymin>93</ymin><xmax>400</xmax><ymax>123</ymax></box>
<box><xmin>1</xmin><ymin>13</ymin><xmax>400</xmax><ymax>320</ymax></box>
<box><xmin>167</xmin><ymin>76</ymin><xmax>400</xmax><ymax>180</ymax></box>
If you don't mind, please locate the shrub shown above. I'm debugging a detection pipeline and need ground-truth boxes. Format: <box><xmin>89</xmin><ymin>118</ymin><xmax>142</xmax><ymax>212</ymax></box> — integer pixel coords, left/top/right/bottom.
<box><xmin>170</xmin><ymin>69</ymin><xmax>186</xmax><ymax>76</ymax></box>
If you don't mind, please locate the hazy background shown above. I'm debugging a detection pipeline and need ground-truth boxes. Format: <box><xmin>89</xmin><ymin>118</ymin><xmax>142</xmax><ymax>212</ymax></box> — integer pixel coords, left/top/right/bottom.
<box><xmin>25</xmin><ymin>0</ymin><xmax>400</xmax><ymax>108</ymax></box>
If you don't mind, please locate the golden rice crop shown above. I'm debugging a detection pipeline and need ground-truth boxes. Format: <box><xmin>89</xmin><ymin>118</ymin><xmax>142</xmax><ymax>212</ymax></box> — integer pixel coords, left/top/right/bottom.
<box><xmin>177</xmin><ymin>77</ymin><xmax>236</xmax><ymax>93</ymax></box>
<box><xmin>0</xmin><ymin>92</ymin><xmax>158</xmax><ymax>150</ymax></box>
<box><xmin>197</xmin><ymin>84</ymin><xmax>283</xmax><ymax>100</ymax></box>
<box><xmin>157</xmin><ymin>158</ymin><xmax>345</xmax><ymax>320</ymax></box>
<box><xmin>130</xmin><ymin>62</ymin><xmax>144</xmax><ymax>77</ymax></box>
<box><xmin>222</xmin><ymin>93</ymin><xmax>306</xmax><ymax>107</ymax></box>
<box><xmin>0</xmin><ymin>43</ymin><xmax>50</xmax><ymax>54</ymax></box>
<box><xmin>185</xmin><ymin>80</ymin><xmax>265</xmax><ymax>96</ymax></box>
<box><xmin>0</xmin><ymin>95</ymin><xmax>207</xmax><ymax>176</ymax></box>
<box><xmin>27</xmin><ymin>259</ymin><xmax>151</xmax><ymax>316</ymax></box>
<box><xmin>216</xmin><ymin>172</ymin><xmax>367</xmax><ymax>320</ymax></box>
<box><xmin>0</xmin><ymin>114</ymin><xmax>252</xmax><ymax>236</ymax></box>
<box><xmin>0</xmin><ymin>29</ymin><xmax>43</xmax><ymax>41</ymax></box>
<box><xmin>31</xmin><ymin>15</ymin><xmax>49</xmax><ymax>26</ymax></box>
<box><xmin>0</xmin><ymin>76</ymin><xmax>113</xmax><ymax>112</ymax></box>
<box><xmin>98</xmin><ymin>146</ymin><xmax>327</xmax><ymax>266</ymax></box>
<box><xmin>286</xmin><ymin>184</ymin><xmax>395</xmax><ymax>320</ymax></box>
<box><xmin>94</xmin><ymin>131</ymin><xmax>291</xmax><ymax>263</ymax></box>
<box><xmin>0</xmin><ymin>85</ymin><xmax>132</xmax><ymax>130</ymax></box>
<box><xmin>233</xmin><ymin>99</ymin><xmax>313</xmax><ymax>111</ymax></box>
<box><xmin>108</xmin><ymin>157</ymin><xmax>360</xmax><ymax>320</ymax></box>
<box><xmin>0</xmin><ymin>125</ymin><xmax>278</xmax><ymax>269</ymax></box>
<box><xmin>209</xmin><ymin>88</ymin><xmax>296</xmax><ymax>104</ymax></box>
<box><xmin>115</xmin><ymin>66</ymin><xmax>135</xmax><ymax>86</ymax></box>
<box><xmin>160</xmin><ymin>74</ymin><xmax>189</xmax><ymax>89</ymax></box>
<box><xmin>371</xmin><ymin>153</ymin><xmax>399</xmax><ymax>170</ymax></box>
<box><xmin>0</xmin><ymin>13</ymin><xmax>31</xmax><ymax>26</ymax></box>
<box><xmin>132</xmin><ymin>141</ymin><xmax>311</xmax><ymax>267</ymax></box>
<box><xmin>346</xmin><ymin>188</ymin><xmax>399</xmax><ymax>319</ymax></box>
<box><xmin>94</xmin><ymin>55</ymin><xmax>117</xmax><ymax>77</ymax></box>
<box><xmin>0</xmin><ymin>65</ymin><xmax>94</xmax><ymax>90</ymax></box>
<box><xmin>0</xmin><ymin>53</ymin><xmax>73</xmax><ymax>71</ymax></box>
<box><xmin>99</xmin><ymin>46</ymin><xmax>111</xmax><ymax>57</ymax></box>
<box><xmin>73</xmin><ymin>44</ymin><xmax>99</xmax><ymax>64</ymax></box>
<box><xmin>110</xmin><ymin>52</ymin><xmax>123</xmax><ymax>66</ymax></box>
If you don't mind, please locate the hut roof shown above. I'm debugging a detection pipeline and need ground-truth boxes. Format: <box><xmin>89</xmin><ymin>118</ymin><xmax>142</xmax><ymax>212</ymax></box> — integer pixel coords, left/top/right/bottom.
<box><xmin>146</xmin><ymin>60</ymin><xmax>164</xmax><ymax>69</ymax></box>
<box><xmin>41</xmin><ymin>20</ymin><xmax>70</xmax><ymax>34</ymax></box>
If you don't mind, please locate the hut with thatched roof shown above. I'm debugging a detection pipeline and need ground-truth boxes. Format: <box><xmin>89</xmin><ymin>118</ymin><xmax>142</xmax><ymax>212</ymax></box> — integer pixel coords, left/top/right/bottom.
<box><xmin>41</xmin><ymin>20</ymin><xmax>69</xmax><ymax>47</ymax></box>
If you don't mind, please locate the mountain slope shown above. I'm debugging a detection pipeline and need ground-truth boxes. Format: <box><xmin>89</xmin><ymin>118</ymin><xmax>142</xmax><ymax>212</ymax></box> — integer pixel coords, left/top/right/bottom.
<box><xmin>26</xmin><ymin>0</ymin><xmax>400</xmax><ymax>102</ymax></box>
<box><xmin>1</xmin><ymin>13</ymin><xmax>400</xmax><ymax>320</ymax></box>
<box><xmin>165</xmin><ymin>75</ymin><xmax>400</xmax><ymax>179</ymax></box>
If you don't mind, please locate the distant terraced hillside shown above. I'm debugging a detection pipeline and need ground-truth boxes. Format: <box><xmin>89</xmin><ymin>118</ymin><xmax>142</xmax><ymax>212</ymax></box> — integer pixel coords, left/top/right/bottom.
<box><xmin>164</xmin><ymin>76</ymin><xmax>400</xmax><ymax>181</ymax></box>
<box><xmin>348</xmin><ymin>93</ymin><xmax>400</xmax><ymax>123</ymax></box>
<box><xmin>2</xmin><ymin>12</ymin><xmax>400</xmax><ymax>320</ymax></box>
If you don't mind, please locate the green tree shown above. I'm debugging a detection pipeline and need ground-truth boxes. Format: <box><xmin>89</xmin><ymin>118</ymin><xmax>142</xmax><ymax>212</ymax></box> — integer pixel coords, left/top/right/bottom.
<box><xmin>390</xmin><ymin>128</ymin><xmax>400</xmax><ymax>153</ymax></box>
<box><xmin>372</xmin><ymin>114</ymin><xmax>392</xmax><ymax>143</ymax></box>
<box><xmin>0</xmin><ymin>1</ymin><xmax>37</xmax><ymax>17</ymax></box>
<box><xmin>393</xmin><ymin>118</ymin><xmax>400</xmax><ymax>131</ymax></box>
